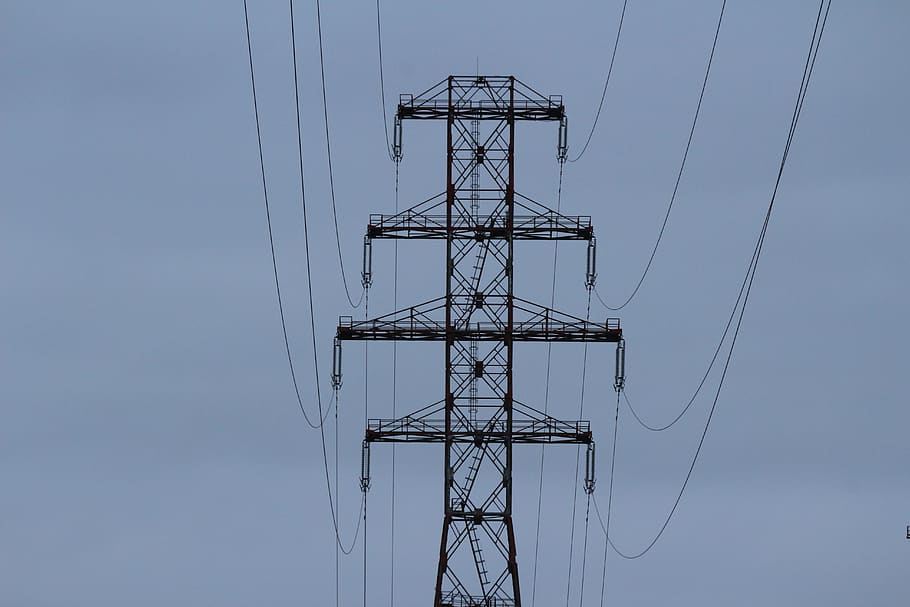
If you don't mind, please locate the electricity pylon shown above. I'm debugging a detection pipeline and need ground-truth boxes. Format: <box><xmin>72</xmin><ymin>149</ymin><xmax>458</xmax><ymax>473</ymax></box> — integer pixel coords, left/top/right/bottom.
<box><xmin>335</xmin><ymin>75</ymin><xmax>624</xmax><ymax>607</ymax></box>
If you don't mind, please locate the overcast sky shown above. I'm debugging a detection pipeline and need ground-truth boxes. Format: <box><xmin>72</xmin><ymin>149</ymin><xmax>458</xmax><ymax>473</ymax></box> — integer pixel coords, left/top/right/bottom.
<box><xmin>2</xmin><ymin>1</ymin><xmax>908</xmax><ymax>606</ymax></box>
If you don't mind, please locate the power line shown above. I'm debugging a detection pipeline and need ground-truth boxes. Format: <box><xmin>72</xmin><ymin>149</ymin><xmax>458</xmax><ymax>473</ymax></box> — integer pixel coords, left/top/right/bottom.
<box><xmin>578</xmin><ymin>492</ymin><xmax>593</xmax><ymax>607</ymax></box>
<box><xmin>620</xmin><ymin>269</ymin><xmax>742</xmax><ymax>433</ymax></box>
<box><xmin>593</xmin><ymin>0</ymin><xmax>832</xmax><ymax>561</ymax></box>
<box><xmin>564</xmin><ymin>290</ymin><xmax>593</xmax><ymax>607</ymax></box>
<box><xmin>323</xmin><ymin>391</ymin><xmax>366</xmax><ymax>557</ymax></box>
<box><xmin>290</xmin><ymin>0</ymin><xmax>364</xmax><ymax>556</ymax></box>
<box><xmin>314</xmin><ymin>0</ymin><xmax>366</xmax><ymax>309</ymax></box>
<box><xmin>335</xmin><ymin>361</ymin><xmax>340</xmax><ymax>607</ymax></box>
<box><xmin>243</xmin><ymin>0</ymin><xmax>333</xmax><ymax>431</ymax></box>
<box><xmin>375</xmin><ymin>0</ymin><xmax>394</xmax><ymax>161</ymax></box>
<box><xmin>530</xmin><ymin>161</ymin><xmax>565</xmax><ymax>607</ymax></box>
<box><xmin>568</xmin><ymin>0</ymin><xmax>629</xmax><ymax>163</ymax></box>
<box><xmin>576</xmin><ymin>305</ymin><xmax>597</xmax><ymax>607</ymax></box>
<box><xmin>597</xmin><ymin>391</ymin><xmax>621</xmax><ymax>607</ymax></box>
<box><xmin>362</xmin><ymin>485</ymin><xmax>369</xmax><ymax>607</ymax></box>
<box><xmin>596</xmin><ymin>0</ymin><xmax>727</xmax><ymax>311</ymax></box>
<box><xmin>362</xmin><ymin>292</ymin><xmax>370</xmax><ymax>607</ymax></box>
<box><xmin>623</xmin><ymin>389</ymin><xmax>690</xmax><ymax>432</ymax></box>
<box><xmin>390</xmin><ymin>163</ymin><xmax>399</xmax><ymax>607</ymax></box>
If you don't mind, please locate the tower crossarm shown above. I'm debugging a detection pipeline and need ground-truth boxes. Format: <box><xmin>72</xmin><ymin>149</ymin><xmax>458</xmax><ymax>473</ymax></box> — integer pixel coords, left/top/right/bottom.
<box><xmin>337</xmin><ymin>297</ymin><xmax>621</xmax><ymax>343</ymax></box>
<box><xmin>365</xmin><ymin>191</ymin><xmax>593</xmax><ymax>241</ymax></box>
<box><xmin>367</xmin><ymin>211</ymin><xmax>592</xmax><ymax>241</ymax></box>
<box><xmin>366</xmin><ymin>418</ymin><xmax>592</xmax><ymax>444</ymax></box>
<box><xmin>365</xmin><ymin>399</ymin><xmax>592</xmax><ymax>445</ymax></box>
<box><xmin>397</xmin><ymin>76</ymin><xmax>564</xmax><ymax>122</ymax></box>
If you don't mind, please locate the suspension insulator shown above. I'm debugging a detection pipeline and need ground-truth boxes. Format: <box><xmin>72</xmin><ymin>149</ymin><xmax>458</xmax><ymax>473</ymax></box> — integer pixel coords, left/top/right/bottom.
<box><xmin>614</xmin><ymin>339</ymin><xmax>625</xmax><ymax>393</ymax></box>
<box><xmin>360</xmin><ymin>440</ymin><xmax>371</xmax><ymax>493</ymax></box>
<box><xmin>584</xmin><ymin>441</ymin><xmax>596</xmax><ymax>494</ymax></box>
<box><xmin>585</xmin><ymin>236</ymin><xmax>597</xmax><ymax>289</ymax></box>
<box><xmin>557</xmin><ymin>115</ymin><xmax>568</xmax><ymax>163</ymax></box>
<box><xmin>331</xmin><ymin>337</ymin><xmax>343</xmax><ymax>390</ymax></box>
<box><xmin>393</xmin><ymin>114</ymin><xmax>403</xmax><ymax>162</ymax></box>
<box><xmin>361</xmin><ymin>235</ymin><xmax>373</xmax><ymax>289</ymax></box>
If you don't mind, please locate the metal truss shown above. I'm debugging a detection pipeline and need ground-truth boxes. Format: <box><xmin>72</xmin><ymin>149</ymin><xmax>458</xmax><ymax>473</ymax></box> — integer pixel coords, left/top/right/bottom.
<box><xmin>366</xmin><ymin>399</ymin><xmax>592</xmax><ymax>445</ymax></box>
<box><xmin>338</xmin><ymin>297</ymin><xmax>621</xmax><ymax>342</ymax></box>
<box><xmin>397</xmin><ymin>76</ymin><xmax>565</xmax><ymax>121</ymax></box>
<box><xmin>336</xmin><ymin>76</ymin><xmax>623</xmax><ymax>607</ymax></box>
<box><xmin>366</xmin><ymin>193</ymin><xmax>593</xmax><ymax>241</ymax></box>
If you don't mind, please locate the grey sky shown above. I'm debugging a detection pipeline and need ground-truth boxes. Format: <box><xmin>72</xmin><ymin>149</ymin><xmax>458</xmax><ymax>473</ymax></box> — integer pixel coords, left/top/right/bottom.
<box><xmin>2</xmin><ymin>1</ymin><xmax>908</xmax><ymax>605</ymax></box>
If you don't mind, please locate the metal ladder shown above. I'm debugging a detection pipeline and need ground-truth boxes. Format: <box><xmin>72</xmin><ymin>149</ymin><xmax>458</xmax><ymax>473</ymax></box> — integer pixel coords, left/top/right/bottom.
<box><xmin>468</xmin><ymin>523</ymin><xmax>489</xmax><ymax>591</ymax></box>
<box><xmin>462</xmin><ymin>443</ymin><xmax>486</xmax><ymax>500</ymax></box>
<box><xmin>458</xmin><ymin>115</ymin><xmax>491</xmax><ymax>329</ymax></box>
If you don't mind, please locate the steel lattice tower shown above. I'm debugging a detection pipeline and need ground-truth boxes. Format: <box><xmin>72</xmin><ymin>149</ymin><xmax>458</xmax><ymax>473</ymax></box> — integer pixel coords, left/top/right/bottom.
<box><xmin>336</xmin><ymin>76</ymin><xmax>623</xmax><ymax>607</ymax></box>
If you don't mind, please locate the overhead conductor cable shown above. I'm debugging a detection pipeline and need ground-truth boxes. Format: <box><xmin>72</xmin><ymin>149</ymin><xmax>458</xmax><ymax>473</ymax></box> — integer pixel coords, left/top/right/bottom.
<box><xmin>596</xmin><ymin>0</ymin><xmax>727</xmax><ymax>311</ymax></box>
<box><xmin>594</xmin><ymin>0</ymin><xmax>832</xmax><ymax>565</ymax></box>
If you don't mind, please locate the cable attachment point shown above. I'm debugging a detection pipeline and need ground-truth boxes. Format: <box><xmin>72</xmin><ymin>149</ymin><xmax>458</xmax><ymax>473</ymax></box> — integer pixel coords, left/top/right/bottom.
<box><xmin>331</xmin><ymin>337</ymin><xmax>343</xmax><ymax>390</ymax></box>
<box><xmin>360</xmin><ymin>440</ymin><xmax>371</xmax><ymax>493</ymax></box>
<box><xmin>393</xmin><ymin>114</ymin><xmax>403</xmax><ymax>162</ymax></box>
<box><xmin>614</xmin><ymin>338</ymin><xmax>625</xmax><ymax>393</ymax></box>
<box><xmin>584</xmin><ymin>441</ymin><xmax>596</xmax><ymax>494</ymax></box>
<box><xmin>361</xmin><ymin>235</ymin><xmax>373</xmax><ymax>289</ymax></box>
<box><xmin>585</xmin><ymin>236</ymin><xmax>597</xmax><ymax>289</ymax></box>
<box><xmin>557</xmin><ymin>115</ymin><xmax>568</xmax><ymax>163</ymax></box>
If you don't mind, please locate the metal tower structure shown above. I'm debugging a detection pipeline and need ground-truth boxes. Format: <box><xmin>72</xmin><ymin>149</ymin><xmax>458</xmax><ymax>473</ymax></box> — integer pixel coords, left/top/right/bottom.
<box><xmin>336</xmin><ymin>76</ymin><xmax>623</xmax><ymax>607</ymax></box>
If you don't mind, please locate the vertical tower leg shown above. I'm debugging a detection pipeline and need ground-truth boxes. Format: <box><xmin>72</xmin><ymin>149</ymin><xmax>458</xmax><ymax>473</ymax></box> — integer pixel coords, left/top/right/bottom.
<box><xmin>435</xmin><ymin>76</ymin><xmax>455</xmax><ymax>607</ymax></box>
<box><xmin>505</xmin><ymin>77</ymin><xmax>520</xmax><ymax>607</ymax></box>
